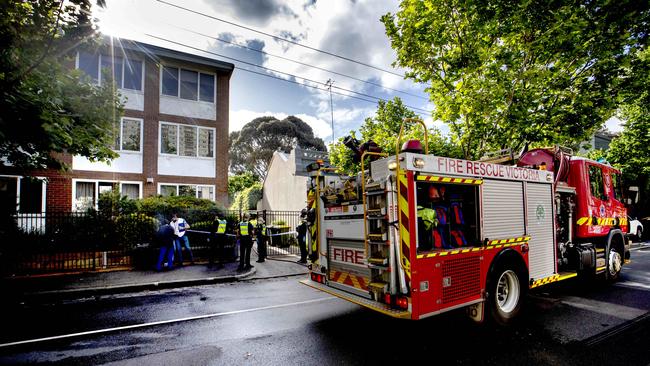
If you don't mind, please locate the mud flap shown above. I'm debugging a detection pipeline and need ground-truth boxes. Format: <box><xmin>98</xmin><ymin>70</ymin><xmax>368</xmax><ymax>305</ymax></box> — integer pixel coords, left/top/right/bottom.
<box><xmin>466</xmin><ymin>301</ymin><xmax>485</xmax><ymax>323</ymax></box>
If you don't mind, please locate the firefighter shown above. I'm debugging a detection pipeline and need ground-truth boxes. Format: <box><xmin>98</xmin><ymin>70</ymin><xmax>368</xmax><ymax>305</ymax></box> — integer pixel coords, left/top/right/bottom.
<box><xmin>256</xmin><ymin>218</ymin><xmax>268</xmax><ymax>263</ymax></box>
<box><xmin>296</xmin><ymin>208</ymin><xmax>308</xmax><ymax>264</ymax></box>
<box><xmin>209</xmin><ymin>214</ymin><xmax>228</xmax><ymax>269</ymax></box>
<box><xmin>306</xmin><ymin>189</ymin><xmax>318</xmax><ymax>261</ymax></box>
<box><xmin>237</xmin><ymin>213</ymin><xmax>255</xmax><ymax>271</ymax></box>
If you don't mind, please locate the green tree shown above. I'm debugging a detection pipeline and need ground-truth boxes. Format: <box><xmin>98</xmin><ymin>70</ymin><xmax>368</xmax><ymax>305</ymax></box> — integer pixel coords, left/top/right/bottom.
<box><xmin>382</xmin><ymin>0</ymin><xmax>649</xmax><ymax>159</ymax></box>
<box><xmin>229</xmin><ymin>115</ymin><xmax>326</xmax><ymax>178</ymax></box>
<box><xmin>330</xmin><ymin>97</ymin><xmax>461</xmax><ymax>175</ymax></box>
<box><xmin>607</xmin><ymin>49</ymin><xmax>650</xmax><ymax>215</ymax></box>
<box><xmin>228</xmin><ymin>172</ymin><xmax>259</xmax><ymax>199</ymax></box>
<box><xmin>0</xmin><ymin>0</ymin><xmax>122</xmax><ymax>171</ymax></box>
<box><xmin>230</xmin><ymin>182</ymin><xmax>262</xmax><ymax>211</ymax></box>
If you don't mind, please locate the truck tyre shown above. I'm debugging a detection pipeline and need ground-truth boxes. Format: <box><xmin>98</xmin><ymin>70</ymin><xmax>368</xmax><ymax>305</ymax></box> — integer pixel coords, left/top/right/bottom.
<box><xmin>606</xmin><ymin>246</ymin><xmax>622</xmax><ymax>281</ymax></box>
<box><xmin>488</xmin><ymin>262</ymin><xmax>525</xmax><ymax>325</ymax></box>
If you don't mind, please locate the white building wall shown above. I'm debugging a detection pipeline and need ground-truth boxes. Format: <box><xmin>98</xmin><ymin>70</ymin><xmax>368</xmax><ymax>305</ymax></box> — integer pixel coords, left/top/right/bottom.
<box><xmin>158</xmin><ymin>155</ymin><xmax>216</xmax><ymax>178</ymax></box>
<box><xmin>261</xmin><ymin>151</ymin><xmax>308</xmax><ymax>211</ymax></box>
<box><xmin>159</xmin><ymin>95</ymin><xmax>216</xmax><ymax>120</ymax></box>
<box><xmin>120</xmin><ymin>89</ymin><xmax>144</xmax><ymax>111</ymax></box>
<box><xmin>72</xmin><ymin>152</ymin><xmax>143</xmax><ymax>174</ymax></box>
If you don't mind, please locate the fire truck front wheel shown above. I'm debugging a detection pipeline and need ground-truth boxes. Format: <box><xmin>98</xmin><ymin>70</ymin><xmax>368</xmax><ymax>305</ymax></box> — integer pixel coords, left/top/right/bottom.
<box><xmin>488</xmin><ymin>262</ymin><xmax>526</xmax><ymax>325</ymax></box>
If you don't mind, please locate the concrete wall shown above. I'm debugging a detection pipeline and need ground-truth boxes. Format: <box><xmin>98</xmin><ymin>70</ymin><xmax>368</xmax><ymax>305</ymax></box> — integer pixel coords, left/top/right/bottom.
<box><xmin>260</xmin><ymin>151</ymin><xmax>308</xmax><ymax>211</ymax></box>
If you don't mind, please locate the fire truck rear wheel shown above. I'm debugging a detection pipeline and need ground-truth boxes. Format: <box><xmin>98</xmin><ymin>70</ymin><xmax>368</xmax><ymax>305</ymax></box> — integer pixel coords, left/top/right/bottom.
<box><xmin>488</xmin><ymin>263</ymin><xmax>525</xmax><ymax>325</ymax></box>
<box><xmin>606</xmin><ymin>247</ymin><xmax>622</xmax><ymax>281</ymax></box>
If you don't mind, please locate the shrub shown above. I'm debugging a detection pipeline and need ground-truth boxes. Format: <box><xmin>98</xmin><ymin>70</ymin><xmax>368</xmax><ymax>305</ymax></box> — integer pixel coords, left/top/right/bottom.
<box><xmin>271</xmin><ymin>219</ymin><xmax>286</xmax><ymax>226</ymax></box>
<box><xmin>230</xmin><ymin>182</ymin><xmax>262</xmax><ymax>211</ymax></box>
<box><xmin>137</xmin><ymin>195</ymin><xmax>225</xmax><ymax>222</ymax></box>
<box><xmin>98</xmin><ymin>189</ymin><xmax>138</xmax><ymax>217</ymax></box>
<box><xmin>115</xmin><ymin>213</ymin><xmax>159</xmax><ymax>248</ymax></box>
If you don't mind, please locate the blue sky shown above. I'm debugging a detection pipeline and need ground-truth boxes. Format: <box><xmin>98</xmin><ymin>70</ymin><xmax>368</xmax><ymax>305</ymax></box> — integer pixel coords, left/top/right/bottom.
<box><xmin>95</xmin><ymin>0</ymin><xmax>621</xmax><ymax>147</ymax></box>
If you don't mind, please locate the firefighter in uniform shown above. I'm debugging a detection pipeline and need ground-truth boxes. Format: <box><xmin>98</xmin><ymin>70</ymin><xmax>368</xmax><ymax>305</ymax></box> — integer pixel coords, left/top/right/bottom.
<box><xmin>237</xmin><ymin>214</ymin><xmax>255</xmax><ymax>271</ymax></box>
<box><xmin>209</xmin><ymin>214</ymin><xmax>228</xmax><ymax>269</ymax></box>
<box><xmin>306</xmin><ymin>189</ymin><xmax>318</xmax><ymax>261</ymax></box>
<box><xmin>256</xmin><ymin>218</ymin><xmax>268</xmax><ymax>263</ymax></box>
<box><xmin>296</xmin><ymin>208</ymin><xmax>308</xmax><ymax>264</ymax></box>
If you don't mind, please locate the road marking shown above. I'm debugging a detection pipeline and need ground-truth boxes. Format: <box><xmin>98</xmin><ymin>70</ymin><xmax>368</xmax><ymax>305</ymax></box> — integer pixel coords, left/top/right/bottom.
<box><xmin>0</xmin><ymin>297</ymin><xmax>336</xmax><ymax>349</ymax></box>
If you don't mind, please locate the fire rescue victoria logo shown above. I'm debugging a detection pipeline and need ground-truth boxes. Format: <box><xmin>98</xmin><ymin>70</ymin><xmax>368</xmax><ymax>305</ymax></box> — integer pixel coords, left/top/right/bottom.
<box><xmin>536</xmin><ymin>203</ymin><xmax>545</xmax><ymax>223</ymax></box>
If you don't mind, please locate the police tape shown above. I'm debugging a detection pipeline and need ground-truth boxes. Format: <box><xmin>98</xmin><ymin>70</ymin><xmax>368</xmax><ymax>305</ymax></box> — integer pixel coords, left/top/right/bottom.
<box><xmin>186</xmin><ymin>230</ymin><xmax>298</xmax><ymax>237</ymax></box>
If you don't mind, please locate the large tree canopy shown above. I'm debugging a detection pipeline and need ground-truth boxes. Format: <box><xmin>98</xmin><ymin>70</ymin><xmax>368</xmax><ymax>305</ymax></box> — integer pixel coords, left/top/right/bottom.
<box><xmin>382</xmin><ymin>0</ymin><xmax>649</xmax><ymax>159</ymax></box>
<box><xmin>330</xmin><ymin>97</ymin><xmax>462</xmax><ymax>175</ymax></box>
<box><xmin>229</xmin><ymin>115</ymin><xmax>326</xmax><ymax>178</ymax></box>
<box><xmin>0</xmin><ymin>0</ymin><xmax>122</xmax><ymax>171</ymax></box>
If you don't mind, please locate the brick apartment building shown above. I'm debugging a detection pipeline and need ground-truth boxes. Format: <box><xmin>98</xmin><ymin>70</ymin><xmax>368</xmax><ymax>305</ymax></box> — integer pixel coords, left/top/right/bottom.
<box><xmin>0</xmin><ymin>38</ymin><xmax>234</xmax><ymax>213</ymax></box>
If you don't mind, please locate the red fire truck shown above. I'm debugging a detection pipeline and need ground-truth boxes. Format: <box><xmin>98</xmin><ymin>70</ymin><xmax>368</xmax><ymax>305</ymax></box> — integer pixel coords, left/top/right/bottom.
<box><xmin>301</xmin><ymin>119</ymin><xmax>630</xmax><ymax>324</ymax></box>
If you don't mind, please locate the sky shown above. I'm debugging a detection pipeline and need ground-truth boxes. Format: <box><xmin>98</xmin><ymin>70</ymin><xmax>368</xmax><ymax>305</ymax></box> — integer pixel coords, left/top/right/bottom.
<box><xmin>94</xmin><ymin>0</ymin><xmax>622</xmax><ymax>147</ymax></box>
<box><xmin>93</xmin><ymin>0</ymin><xmax>438</xmax><ymax>146</ymax></box>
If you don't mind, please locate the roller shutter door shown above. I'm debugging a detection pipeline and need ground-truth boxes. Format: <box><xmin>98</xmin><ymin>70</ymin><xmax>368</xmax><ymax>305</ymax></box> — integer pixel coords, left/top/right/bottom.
<box><xmin>525</xmin><ymin>182</ymin><xmax>556</xmax><ymax>280</ymax></box>
<box><xmin>482</xmin><ymin>180</ymin><xmax>525</xmax><ymax>240</ymax></box>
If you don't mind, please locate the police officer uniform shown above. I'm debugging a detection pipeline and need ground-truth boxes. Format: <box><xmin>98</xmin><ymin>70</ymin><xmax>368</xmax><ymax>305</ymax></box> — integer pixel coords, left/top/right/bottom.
<box><xmin>209</xmin><ymin>216</ymin><xmax>228</xmax><ymax>269</ymax></box>
<box><xmin>238</xmin><ymin>216</ymin><xmax>255</xmax><ymax>271</ymax></box>
<box><xmin>256</xmin><ymin>218</ymin><xmax>268</xmax><ymax>263</ymax></box>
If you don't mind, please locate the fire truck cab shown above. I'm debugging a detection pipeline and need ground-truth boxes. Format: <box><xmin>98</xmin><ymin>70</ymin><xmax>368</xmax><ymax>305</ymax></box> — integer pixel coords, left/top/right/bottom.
<box><xmin>301</xmin><ymin>122</ymin><xmax>629</xmax><ymax>324</ymax></box>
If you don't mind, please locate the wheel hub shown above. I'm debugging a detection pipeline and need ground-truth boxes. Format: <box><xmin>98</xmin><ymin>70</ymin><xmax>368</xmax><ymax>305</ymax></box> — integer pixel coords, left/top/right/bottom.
<box><xmin>609</xmin><ymin>249</ymin><xmax>622</xmax><ymax>276</ymax></box>
<box><xmin>496</xmin><ymin>270</ymin><xmax>520</xmax><ymax>313</ymax></box>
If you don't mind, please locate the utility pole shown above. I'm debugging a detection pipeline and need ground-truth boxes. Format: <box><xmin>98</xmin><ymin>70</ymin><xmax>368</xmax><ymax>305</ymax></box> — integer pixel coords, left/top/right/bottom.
<box><xmin>325</xmin><ymin>79</ymin><xmax>334</xmax><ymax>144</ymax></box>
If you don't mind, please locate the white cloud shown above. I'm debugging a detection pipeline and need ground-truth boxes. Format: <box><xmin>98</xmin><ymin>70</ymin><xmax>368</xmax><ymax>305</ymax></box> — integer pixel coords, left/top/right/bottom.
<box><xmin>230</xmin><ymin>109</ymin><xmax>332</xmax><ymax>139</ymax></box>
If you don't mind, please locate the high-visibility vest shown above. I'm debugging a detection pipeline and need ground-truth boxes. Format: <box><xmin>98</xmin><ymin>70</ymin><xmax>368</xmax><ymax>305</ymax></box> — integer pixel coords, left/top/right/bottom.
<box><xmin>417</xmin><ymin>206</ymin><xmax>438</xmax><ymax>231</ymax></box>
<box><xmin>261</xmin><ymin>225</ymin><xmax>267</xmax><ymax>236</ymax></box>
<box><xmin>240</xmin><ymin>221</ymin><xmax>249</xmax><ymax>236</ymax></box>
<box><xmin>217</xmin><ymin>219</ymin><xmax>227</xmax><ymax>234</ymax></box>
<box><xmin>250</xmin><ymin>219</ymin><xmax>257</xmax><ymax>227</ymax></box>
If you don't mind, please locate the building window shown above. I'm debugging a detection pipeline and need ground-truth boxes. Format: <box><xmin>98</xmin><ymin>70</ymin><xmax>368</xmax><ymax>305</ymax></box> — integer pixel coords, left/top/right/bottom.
<box><xmin>159</xmin><ymin>122</ymin><xmax>215</xmax><ymax>158</ymax></box>
<box><xmin>0</xmin><ymin>176</ymin><xmax>45</xmax><ymax>214</ymax></box>
<box><xmin>74</xmin><ymin>180</ymin><xmax>141</xmax><ymax>210</ymax></box>
<box><xmin>161</xmin><ymin>65</ymin><xmax>215</xmax><ymax>103</ymax></box>
<box><xmin>162</xmin><ymin>66</ymin><xmax>179</xmax><ymax>96</ymax></box>
<box><xmin>160</xmin><ymin>123</ymin><xmax>178</xmax><ymax>154</ymax></box>
<box><xmin>121</xmin><ymin>183</ymin><xmax>140</xmax><ymax>200</ymax></box>
<box><xmin>114</xmin><ymin>117</ymin><xmax>142</xmax><ymax>152</ymax></box>
<box><xmin>77</xmin><ymin>52</ymin><xmax>143</xmax><ymax>91</ymax></box>
<box><xmin>159</xmin><ymin>184</ymin><xmax>214</xmax><ymax>200</ymax></box>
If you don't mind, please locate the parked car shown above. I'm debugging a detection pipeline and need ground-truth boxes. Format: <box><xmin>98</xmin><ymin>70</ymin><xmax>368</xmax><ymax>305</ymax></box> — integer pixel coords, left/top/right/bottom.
<box><xmin>628</xmin><ymin>216</ymin><xmax>644</xmax><ymax>241</ymax></box>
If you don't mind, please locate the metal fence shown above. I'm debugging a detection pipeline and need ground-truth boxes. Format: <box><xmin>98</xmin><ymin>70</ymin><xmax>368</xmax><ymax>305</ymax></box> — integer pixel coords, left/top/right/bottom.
<box><xmin>1</xmin><ymin>210</ymin><xmax>303</xmax><ymax>276</ymax></box>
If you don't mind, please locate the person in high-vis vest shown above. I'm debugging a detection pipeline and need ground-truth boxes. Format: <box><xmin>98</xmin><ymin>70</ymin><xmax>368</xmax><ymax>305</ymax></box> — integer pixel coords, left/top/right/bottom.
<box><xmin>256</xmin><ymin>218</ymin><xmax>268</xmax><ymax>263</ymax></box>
<box><xmin>237</xmin><ymin>214</ymin><xmax>255</xmax><ymax>271</ymax></box>
<box><xmin>306</xmin><ymin>189</ymin><xmax>318</xmax><ymax>261</ymax></box>
<box><xmin>209</xmin><ymin>214</ymin><xmax>228</xmax><ymax>269</ymax></box>
<box><xmin>417</xmin><ymin>206</ymin><xmax>439</xmax><ymax>251</ymax></box>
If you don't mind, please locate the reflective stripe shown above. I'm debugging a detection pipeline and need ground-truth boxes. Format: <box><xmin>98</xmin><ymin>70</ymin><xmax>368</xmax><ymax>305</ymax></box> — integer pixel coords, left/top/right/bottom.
<box><xmin>240</xmin><ymin>222</ymin><xmax>249</xmax><ymax>236</ymax></box>
<box><xmin>217</xmin><ymin>220</ymin><xmax>227</xmax><ymax>234</ymax></box>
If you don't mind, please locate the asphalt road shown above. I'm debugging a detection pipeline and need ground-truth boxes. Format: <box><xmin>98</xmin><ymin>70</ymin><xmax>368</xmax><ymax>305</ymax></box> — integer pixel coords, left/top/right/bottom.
<box><xmin>1</xmin><ymin>244</ymin><xmax>649</xmax><ymax>366</ymax></box>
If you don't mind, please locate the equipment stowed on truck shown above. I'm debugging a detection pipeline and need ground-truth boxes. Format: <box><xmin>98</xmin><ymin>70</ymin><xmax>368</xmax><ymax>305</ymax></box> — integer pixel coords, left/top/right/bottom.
<box><xmin>301</xmin><ymin>118</ymin><xmax>630</xmax><ymax>324</ymax></box>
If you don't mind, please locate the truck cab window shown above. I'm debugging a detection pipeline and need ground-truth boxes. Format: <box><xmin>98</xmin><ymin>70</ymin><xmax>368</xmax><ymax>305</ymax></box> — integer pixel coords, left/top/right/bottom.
<box><xmin>610</xmin><ymin>172</ymin><xmax>622</xmax><ymax>201</ymax></box>
<box><xmin>588</xmin><ymin>165</ymin><xmax>605</xmax><ymax>200</ymax></box>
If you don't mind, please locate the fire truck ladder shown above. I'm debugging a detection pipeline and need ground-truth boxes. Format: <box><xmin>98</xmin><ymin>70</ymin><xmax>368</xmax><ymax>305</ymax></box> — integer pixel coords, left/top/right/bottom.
<box><xmin>361</xmin><ymin>152</ymin><xmax>391</xmax><ymax>301</ymax></box>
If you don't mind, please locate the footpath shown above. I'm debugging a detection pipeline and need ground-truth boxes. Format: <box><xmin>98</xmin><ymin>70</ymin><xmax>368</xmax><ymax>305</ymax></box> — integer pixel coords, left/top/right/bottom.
<box><xmin>2</xmin><ymin>255</ymin><xmax>308</xmax><ymax>303</ymax></box>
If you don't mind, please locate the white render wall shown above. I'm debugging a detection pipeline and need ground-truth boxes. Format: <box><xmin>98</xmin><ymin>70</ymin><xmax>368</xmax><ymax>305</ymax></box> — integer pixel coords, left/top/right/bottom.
<box><xmin>159</xmin><ymin>95</ymin><xmax>216</xmax><ymax>120</ymax></box>
<box><xmin>260</xmin><ymin>151</ymin><xmax>309</xmax><ymax>211</ymax></box>
<box><xmin>120</xmin><ymin>89</ymin><xmax>144</xmax><ymax>111</ymax></box>
<box><xmin>72</xmin><ymin>152</ymin><xmax>143</xmax><ymax>174</ymax></box>
<box><xmin>157</xmin><ymin>155</ymin><xmax>216</xmax><ymax>178</ymax></box>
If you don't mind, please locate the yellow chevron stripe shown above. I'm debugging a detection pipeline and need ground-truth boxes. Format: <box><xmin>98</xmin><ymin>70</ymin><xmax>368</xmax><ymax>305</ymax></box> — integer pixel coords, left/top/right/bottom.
<box><xmin>398</xmin><ymin>173</ymin><xmax>411</xmax><ymax>278</ymax></box>
<box><xmin>441</xmin><ymin>177</ymin><xmax>452</xmax><ymax>182</ymax></box>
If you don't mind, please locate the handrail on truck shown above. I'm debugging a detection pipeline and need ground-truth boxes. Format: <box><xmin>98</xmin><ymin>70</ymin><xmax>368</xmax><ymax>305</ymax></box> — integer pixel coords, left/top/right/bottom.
<box><xmin>394</xmin><ymin>118</ymin><xmax>429</xmax><ymax>273</ymax></box>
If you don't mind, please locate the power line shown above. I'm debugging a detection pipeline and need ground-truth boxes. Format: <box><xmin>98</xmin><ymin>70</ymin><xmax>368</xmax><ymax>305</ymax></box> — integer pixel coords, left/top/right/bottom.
<box><xmin>145</xmin><ymin>34</ymin><xmax>433</xmax><ymax>114</ymax></box>
<box><xmin>156</xmin><ymin>0</ymin><xmax>406</xmax><ymax>78</ymax></box>
<box><xmin>169</xmin><ymin>24</ymin><xmax>428</xmax><ymax>100</ymax></box>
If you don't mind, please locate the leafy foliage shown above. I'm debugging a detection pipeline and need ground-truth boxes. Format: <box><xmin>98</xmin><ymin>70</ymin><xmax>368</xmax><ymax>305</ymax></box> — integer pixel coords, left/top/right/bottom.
<box><xmin>330</xmin><ymin>98</ymin><xmax>462</xmax><ymax>175</ymax></box>
<box><xmin>229</xmin><ymin>115</ymin><xmax>326</xmax><ymax>178</ymax></box>
<box><xmin>228</xmin><ymin>172</ymin><xmax>259</xmax><ymax>199</ymax></box>
<box><xmin>98</xmin><ymin>189</ymin><xmax>138</xmax><ymax>217</ymax></box>
<box><xmin>382</xmin><ymin>0</ymin><xmax>649</xmax><ymax>159</ymax></box>
<box><xmin>137</xmin><ymin>195</ymin><xmax>225</xmax><ymax>224</ymax></box>
<box><xmin>115</xmin><ymin>213</ymin><xmax>159</xmax><ymax>247</ymax></box>
<box><xmin>230</xmin><ymin>182</ymin><xmax>262</xmax><ymax>211</ymax></box>
<box><xmin>0</xmin><ymin>0</ymin><xmax>123</xmax><ymax>171</ymax></box>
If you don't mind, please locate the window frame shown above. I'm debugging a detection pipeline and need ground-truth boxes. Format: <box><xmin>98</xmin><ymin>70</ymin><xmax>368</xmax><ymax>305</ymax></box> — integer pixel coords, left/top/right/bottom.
<box><xmin>588</xmin><ymin>164</ymin><xmax>607</xmax><ymax>201</ymax></box>
<box><xmin>158</xmin><ymin>121</ymin><xmax>215</xmax><ymax>159</ymax></box>
<box><xmin>75</xmin><ymin>52</ymin><xmax>145</xmax><ymax>92</ymax></box>
<box><xmin>0</xmin><ymin>175</ymin><xmax>47</xmax><ymax>214</ymax></box>
<box><xmin>115</xmin><ymin>117</ymin><xmax>143</xmax><ymax>153</ymax></box>
<box><xmin>157</xmin><ymin>183</ymin><xmax>215</xmax><ymax>201</ymax></box>
<box><xmin>72</xmin><ymin>179</ymin><xmax>143</xmax><ymax>211</ymax></box>
<box><xmin>158</xmin><ymin>64</ymin><xmax>216</xmax><ymax>104</ymax></box>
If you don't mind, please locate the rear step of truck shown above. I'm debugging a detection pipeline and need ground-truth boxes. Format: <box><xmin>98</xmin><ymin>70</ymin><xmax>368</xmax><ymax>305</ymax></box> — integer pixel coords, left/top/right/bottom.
<box><xmin>300</xmin><ymin>279</ymin><xmax>411</xmax><ymax>319</ymax></box>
